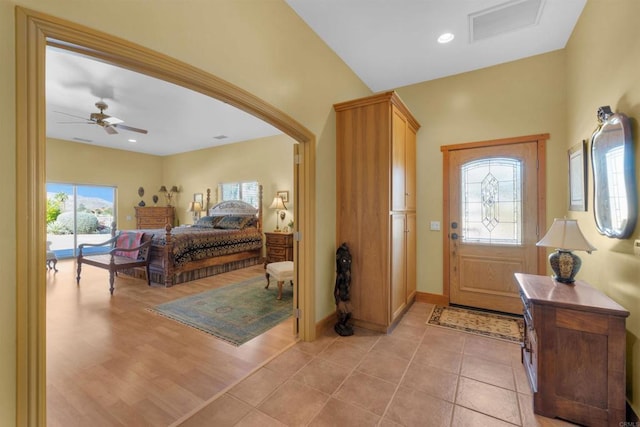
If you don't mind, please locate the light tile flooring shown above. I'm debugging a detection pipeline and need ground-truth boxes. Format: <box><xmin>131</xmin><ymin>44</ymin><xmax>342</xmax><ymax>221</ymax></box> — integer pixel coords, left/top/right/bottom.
<box><xmin>179</xmin><ymin>303</ymin><xmax>577</xmax><ymax>427</ymax></box>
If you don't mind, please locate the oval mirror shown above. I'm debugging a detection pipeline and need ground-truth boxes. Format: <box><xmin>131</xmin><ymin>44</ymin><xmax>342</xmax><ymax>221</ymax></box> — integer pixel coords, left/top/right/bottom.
<box><xmin>591</xmin><ymin>106</ymin><xmax>638</xmax><ymax>239</ymax></box>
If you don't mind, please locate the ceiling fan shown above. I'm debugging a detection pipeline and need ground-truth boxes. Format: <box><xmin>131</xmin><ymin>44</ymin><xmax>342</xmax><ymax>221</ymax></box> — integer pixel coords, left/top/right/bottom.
<box><xmin>55</xmin><ymin>101</ymin><xmax>148</xmax><ymax>135</ymax></box>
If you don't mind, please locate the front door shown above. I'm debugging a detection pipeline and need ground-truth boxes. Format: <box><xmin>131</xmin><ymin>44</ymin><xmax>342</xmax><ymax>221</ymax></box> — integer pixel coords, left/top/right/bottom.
<box><xmin>443</xmin><ymin>135</ymin><xmax>547</xmax><ymax>314</ymax></box>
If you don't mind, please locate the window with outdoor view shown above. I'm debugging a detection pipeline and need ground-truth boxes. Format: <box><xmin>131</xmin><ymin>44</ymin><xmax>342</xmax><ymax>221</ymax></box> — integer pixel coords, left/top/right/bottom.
<box><xmin>217</xmin><ymin>181</ymin><xmax>260</xmax><ymax>208</ymax></box>
<box><xmin>46</xmin><ymin>183</ymin><xmax>116</xmax><ymax>258</ymax></box>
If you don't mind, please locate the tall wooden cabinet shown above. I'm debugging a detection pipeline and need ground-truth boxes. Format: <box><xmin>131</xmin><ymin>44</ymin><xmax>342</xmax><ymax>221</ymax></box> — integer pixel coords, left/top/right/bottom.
<box><xmin>334</xmin><ymin>91</ymin><xmax>420</xmax><ymax>332</ymax></box>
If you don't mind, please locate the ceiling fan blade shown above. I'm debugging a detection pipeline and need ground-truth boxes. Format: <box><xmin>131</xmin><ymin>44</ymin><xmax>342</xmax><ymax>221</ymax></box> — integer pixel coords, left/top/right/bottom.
<box><xmin>104</xmin><ymin>125</ymin><xmax>118</xmax><ymax>135</ymax></box>
<box><xmin>113</xmin><ymin>123</ymin><xmax>148</xmax><ymax>134</ymax></box>
<box><xmin>53</xmin><ymin>110</ymin><xmax>91</xmax><ymax>121</ymax></box>
<box><xmin>56</xmin><ymin>121</ymin><xmax>94</xmax><ymax>124</ymax></box>
<box><xmin>104</xmin><ymin>116</ymin><xmax>124</xmax><ymax>125</ymax></box>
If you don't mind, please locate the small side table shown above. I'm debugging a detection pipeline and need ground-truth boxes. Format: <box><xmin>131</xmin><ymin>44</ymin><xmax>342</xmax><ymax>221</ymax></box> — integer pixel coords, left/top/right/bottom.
<box><xmin>264</xmin><ymin>232</ymin><xmax>293</xmax><ymax>267</ymax></box>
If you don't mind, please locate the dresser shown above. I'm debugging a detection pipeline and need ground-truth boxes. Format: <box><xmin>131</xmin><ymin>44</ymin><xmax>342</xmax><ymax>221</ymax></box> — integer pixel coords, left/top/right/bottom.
<box><xmin>135</xmin><ymin>206</ymin><xmax>175</xmax><ymax>229</ymax></box>
<box><xmin>515</xmin><ymin>273</ymin><xmax>629</xmax><ymax>426</ymax></box>
<box><xmin>334</xmin><ymin>91</ymin><xmax>420</xmax><ymax>332</ymax></box>
<box><xmin>264</xmin><ymin>232</ymin><xmax>293</xmax><ymax>266</ymax></box>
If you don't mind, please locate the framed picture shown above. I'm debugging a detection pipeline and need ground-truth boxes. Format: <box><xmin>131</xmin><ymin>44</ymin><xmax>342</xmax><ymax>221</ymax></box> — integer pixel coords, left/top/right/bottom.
<box><xmin>194</xmin><ymin>192</ymin><xmax>203</xmax><ymax>206</ymax></box>
<box><xmin>568</xmin><ymin>141</ymin><xmax>587</xmax><ymax>211</ymax></box>
<box><xmin>276</xmin><ymin>190</ymin><xmax>289</xmax><ymax>203</ymax></box>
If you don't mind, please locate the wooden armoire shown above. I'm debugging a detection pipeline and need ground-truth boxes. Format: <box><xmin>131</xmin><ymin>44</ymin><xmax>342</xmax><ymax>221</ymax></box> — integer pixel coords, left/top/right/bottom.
<box><xmin>334</xmin><ymin>91</ymin><xmax>420</xmax><ymax>332</ymax></box>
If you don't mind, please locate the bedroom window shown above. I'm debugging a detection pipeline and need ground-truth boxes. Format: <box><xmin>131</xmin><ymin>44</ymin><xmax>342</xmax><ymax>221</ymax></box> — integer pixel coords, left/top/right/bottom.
<box><xmin>218</xmin><ymin>181</ymin><xmax>260</xmax><ymax>208</ymax></box>
<box><xmin>46</xmin><ymin>182</ymin><xmax>116</xmax><ymax>258</ymax></box>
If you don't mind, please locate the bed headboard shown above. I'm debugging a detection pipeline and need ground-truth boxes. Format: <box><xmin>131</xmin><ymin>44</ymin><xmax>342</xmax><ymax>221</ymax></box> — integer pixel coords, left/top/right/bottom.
<box><xmin>208</xmin><ymin>200</ymin><xmax>258</xmax><ymax>216</ymax></box>
<box><xmin>206</xmin><ymin>184</ymin><xmax>263</xmax><ymax>230</ymax></box>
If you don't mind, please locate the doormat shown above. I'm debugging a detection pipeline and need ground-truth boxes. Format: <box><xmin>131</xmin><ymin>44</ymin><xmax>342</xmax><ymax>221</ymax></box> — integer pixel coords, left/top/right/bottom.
<box><xmin>148</xmin><ymin>275</ymin><xmax>292</xmax><ymax>346</ymax></box>
<box><xmin>427</xmin><ymin>305</ymin><xmax>524</xmax><ymax>343</ymax></box>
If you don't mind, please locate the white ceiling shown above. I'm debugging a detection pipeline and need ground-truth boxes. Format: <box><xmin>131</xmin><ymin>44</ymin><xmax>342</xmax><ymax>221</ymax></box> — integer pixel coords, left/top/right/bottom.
<box><xmin>46</xmin><ymin>0</ymin><xmax>586</xmax><ymax>156</ymax></box>
<box><xmin>286</xmin><ymin>0</ymin><xmax>586</xmax><ymax>91</ymax></box>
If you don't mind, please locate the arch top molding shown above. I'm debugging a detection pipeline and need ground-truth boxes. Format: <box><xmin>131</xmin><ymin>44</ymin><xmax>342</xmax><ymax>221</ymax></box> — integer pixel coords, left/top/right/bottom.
<box><xmin>17</xmin><ymin>6</ymin><xmax>314</xmax><ymax>144</ymax></box>
<box><xmin>15</xmin><ymin>6</ymin><xmax>316</xmax><ymax>426</ymax></box>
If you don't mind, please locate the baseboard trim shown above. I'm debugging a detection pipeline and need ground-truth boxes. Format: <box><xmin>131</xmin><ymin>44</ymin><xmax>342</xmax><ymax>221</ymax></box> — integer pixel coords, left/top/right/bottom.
<box><xmin>416</xmin><ymin>291</ymin><xmax>449</xmax><ymax>306</ymax></box>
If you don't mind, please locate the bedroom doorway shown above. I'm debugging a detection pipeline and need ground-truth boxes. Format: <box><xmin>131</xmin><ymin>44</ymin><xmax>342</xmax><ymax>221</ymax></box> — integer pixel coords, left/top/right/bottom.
<box><xmin>16</xmin><ymin>7</ymin><xmax>316</xmax><ymax>425</ymax></box>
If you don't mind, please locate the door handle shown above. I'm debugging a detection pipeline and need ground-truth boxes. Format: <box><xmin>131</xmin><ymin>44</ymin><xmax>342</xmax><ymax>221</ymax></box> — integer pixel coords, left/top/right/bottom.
<box><xmin>451</xmin><ymin>233</ymin><xmax>459</xmax><ymax>240</ymax></box>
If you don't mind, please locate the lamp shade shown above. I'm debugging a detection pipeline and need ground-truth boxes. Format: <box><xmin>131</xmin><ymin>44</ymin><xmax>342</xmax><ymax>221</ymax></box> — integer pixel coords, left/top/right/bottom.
<box><xmin>536</xmin><ymin>218</ymin><xmax>596</xmax><ymax>252</ymax></box>
<box><xmin>158</xmin><ymin>185</ymin><xmax>168</xmax><ymax>193</ymax></box>
<box><xmin>269</xmin><ymin>196</ymin><xmax>287</xmax><ymax>210</ymax></box>
<box><xmin>169</xmin><ymin>186</ymin><xmax>179</xmax><ymax>193</ymax></box>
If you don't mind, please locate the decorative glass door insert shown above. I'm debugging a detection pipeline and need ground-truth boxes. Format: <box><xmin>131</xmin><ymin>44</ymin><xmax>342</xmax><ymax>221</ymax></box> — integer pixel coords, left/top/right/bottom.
<box><xmin>461</xmin><ymin>157</ymin><xmax>522</xmax><ymax>245</ymax></box>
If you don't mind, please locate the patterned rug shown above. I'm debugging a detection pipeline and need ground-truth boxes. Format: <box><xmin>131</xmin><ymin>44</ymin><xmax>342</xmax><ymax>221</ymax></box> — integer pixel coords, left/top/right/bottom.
<box><xmin>148</xmin><ymin>275</ymin><xmax>292</xmax><ymax>346</ymax></box>
<box><xmin>427</xmin><ymin>305</ymin><xmax>524</xmax><ymax>343</ymax></box>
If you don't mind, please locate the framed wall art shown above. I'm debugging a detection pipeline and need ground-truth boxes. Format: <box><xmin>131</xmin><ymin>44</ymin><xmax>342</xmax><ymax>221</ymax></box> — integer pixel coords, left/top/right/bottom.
<box><xmin>276</xmin><ymin>190</ymin><xmax>289</xmax><ymax>203</ymax></box>
<box><xmin>568</xmin><ymin>140</ymin><xmax>587</xmax><ymax>211</ymax></box>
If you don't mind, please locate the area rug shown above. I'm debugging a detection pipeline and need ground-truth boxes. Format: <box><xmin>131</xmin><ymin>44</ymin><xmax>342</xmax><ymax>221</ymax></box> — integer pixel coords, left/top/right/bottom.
<box><xmin>148</xmin><ymin>275</ymin><xmax>292</xmax><ymax>346</ymax></box>
<box><xmin>427</xmin><ymin>305</ymin><xmax>524</xmax><ymax>343</ymax></box>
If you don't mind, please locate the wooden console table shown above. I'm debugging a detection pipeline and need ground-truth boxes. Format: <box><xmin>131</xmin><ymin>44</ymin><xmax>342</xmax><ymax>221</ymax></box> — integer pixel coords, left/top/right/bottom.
<box><xmin>514</xmin><ymin>273</ymin><xmax>629</xmax><ymax>426</ymax></box>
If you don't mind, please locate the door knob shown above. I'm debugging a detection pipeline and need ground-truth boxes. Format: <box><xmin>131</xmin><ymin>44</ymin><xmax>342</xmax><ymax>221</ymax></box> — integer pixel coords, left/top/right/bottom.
<box><xmin>451</xmin><ymin>233</ymin><xmax>459</xmax><ymax>240</ymax></box>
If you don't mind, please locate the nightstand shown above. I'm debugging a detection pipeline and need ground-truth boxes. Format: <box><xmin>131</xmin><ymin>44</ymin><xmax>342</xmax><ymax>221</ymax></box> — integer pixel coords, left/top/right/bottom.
<box><xmin>264</xmin><ymin>232</ymin><xmax>293</xmax><ymax>267</ymax></box>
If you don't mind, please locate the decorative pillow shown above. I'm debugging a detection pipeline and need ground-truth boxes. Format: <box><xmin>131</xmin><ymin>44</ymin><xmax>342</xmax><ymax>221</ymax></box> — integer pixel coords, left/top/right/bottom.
<box><xmin>136</xmin><ymin>234</ymin><xmax>153</xmax><ymax>260</ymax></box>
<box><xmin>214</xmin><ymin>215</ymin><xmax>254</xmax><ymax>230</ymax></box>
<box><xmin>114</xmin><ymin>231</ymin><xmax>144</xmax><ymax>259</ymax></box>
<box><xmin>195</xmin><ymin>216</ymin><xmax>223</xmax><ymax>228</ymax></box>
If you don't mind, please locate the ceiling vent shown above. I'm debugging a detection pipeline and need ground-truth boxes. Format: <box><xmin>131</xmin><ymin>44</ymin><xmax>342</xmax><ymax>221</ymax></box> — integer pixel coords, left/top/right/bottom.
<box><xmin>213</xmin><ymin>135</ymin><xmax>228</xmax><ymax>140</ymax></box>
<box><xmin>470</xmin><ymin>0</ymin><xmax>544</xmax><ymax>42</ymax></box>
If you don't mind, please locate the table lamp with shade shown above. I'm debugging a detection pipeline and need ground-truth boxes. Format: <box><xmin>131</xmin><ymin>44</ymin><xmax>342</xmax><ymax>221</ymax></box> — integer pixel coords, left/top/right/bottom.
<box><xmin>536</xmin><ymin>218</ymin><xmax>596</xmax><ymax>284</ymax></box>
<box><xmin>187</xmin><ymin>201</ymin><xmax>203</xmax><ymax>222</ymax></box>
<box><xmin>269</xmin><ymin>195</ymin><xmax>287</xmax><ymax>232</ymax></box>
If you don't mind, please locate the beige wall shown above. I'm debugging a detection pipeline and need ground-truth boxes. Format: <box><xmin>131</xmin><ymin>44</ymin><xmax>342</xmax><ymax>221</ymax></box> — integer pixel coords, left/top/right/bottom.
<box><xmin>160</xmin><ymin>134</ymin><xmax>295</xmax><ymax>230</ymax></box>
<box><xmin>565</xmin><ymin>0</ymin><xmax>640</xmax><ymax>415</ymax></box>
<box><xmin>46</xmin><ymin>138</ymin><xmax>163</xmax><ymax>230</ymax></box>
<box><xmin>0</xmin><ymin>0</ymin><xmax>16</xmax><ymax>422</ymax></box>
<box><xmin>47</xmin><ymin>135</ymin><xmax>294</xmax><ymax>242</ymax></box>
<box><xmin>397</xmin><ymin>50</ymin><xmax>568</xmax><ymax>295</ymax></box>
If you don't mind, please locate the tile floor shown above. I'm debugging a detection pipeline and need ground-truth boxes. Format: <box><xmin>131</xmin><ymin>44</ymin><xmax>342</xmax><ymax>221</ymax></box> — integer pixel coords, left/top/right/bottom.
<box><xmin>179</xmin><ymin>303</ymin><xmax>577</xmax><ymax>427</ymax></box>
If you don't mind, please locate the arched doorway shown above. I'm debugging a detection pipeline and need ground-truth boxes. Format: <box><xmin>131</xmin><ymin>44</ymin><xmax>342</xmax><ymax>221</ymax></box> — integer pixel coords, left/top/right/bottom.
<box><xmin>15</xmin><ymin>7</ymin><xmax>316</xmax><ymax>425</ymax></box>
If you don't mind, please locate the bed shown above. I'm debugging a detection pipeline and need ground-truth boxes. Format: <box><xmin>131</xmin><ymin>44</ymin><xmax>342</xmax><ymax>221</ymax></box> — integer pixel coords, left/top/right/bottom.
<box><xmin>131</xmin><ymin>191</ymin><xmax>264</xmax><ymax>287</ymax></box>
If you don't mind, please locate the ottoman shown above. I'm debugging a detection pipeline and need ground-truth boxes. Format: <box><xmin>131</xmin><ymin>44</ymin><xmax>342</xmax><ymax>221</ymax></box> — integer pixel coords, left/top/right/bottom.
<box><xmin>265</xmin><ymin>261</ymin><xmax>294</xmax><ymax>300</ymax></box>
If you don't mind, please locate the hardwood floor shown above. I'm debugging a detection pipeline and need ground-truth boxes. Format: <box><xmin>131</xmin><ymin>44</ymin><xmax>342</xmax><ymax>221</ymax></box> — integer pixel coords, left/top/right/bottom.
<box><xmin>46</xmin><ymin>259</ymin><xmax>296</xmax><ymax>427</ymax></box>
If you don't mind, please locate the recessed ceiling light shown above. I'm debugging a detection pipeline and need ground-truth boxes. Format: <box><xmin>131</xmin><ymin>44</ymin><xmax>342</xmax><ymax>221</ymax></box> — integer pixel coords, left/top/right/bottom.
<box><xmin>438</xmin><ymin>32</ymin><xmax>455</xmax><ymax>44</ymax></box>
<box><xmin>128</xmin><ymin>139</ymin><xmax>137</xmax><ymax>143</ymax></box>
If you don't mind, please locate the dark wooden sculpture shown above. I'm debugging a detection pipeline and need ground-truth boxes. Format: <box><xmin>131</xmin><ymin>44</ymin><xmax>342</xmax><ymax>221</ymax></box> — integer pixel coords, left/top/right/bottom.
<box><xmin>334</xmin><ymin>242</ymin><xmax>354</xmax><ymax>336</ymax></box>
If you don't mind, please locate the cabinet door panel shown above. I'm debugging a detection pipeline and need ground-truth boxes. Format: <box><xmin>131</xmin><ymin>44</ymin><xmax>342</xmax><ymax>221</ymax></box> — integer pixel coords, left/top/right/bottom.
<box><xmin>405</xmin><ymin>126</ymin><xmax>416</xmax><ymax>210</ymax></box>
<box><xmin>391</xmin><ymin>107</ymin><xmax>407</xmax><ymax>211</ymax></box>
<box><xmin>391</xmin><ymin>214</ymin><xmax>407</xmax><ymax>321</ymax></box>
<box><xmin>406</xmin><ymin>213</ymin><xmax>416</xmax><ymax>301</ymax></box>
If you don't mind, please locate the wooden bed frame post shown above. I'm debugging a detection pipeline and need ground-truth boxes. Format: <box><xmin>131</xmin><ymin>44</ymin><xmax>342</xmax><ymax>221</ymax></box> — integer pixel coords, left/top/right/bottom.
<box><xmin>164</xmin><ymin>224</ymin><xmax>175</xmax><ymax>287</ymax></box>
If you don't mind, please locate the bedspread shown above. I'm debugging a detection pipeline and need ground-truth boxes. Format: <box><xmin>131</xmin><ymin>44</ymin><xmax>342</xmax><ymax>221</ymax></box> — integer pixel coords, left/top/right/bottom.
<box><xmin>146</xmin><ymin>227</ymin><xmax>263</xmax><ymax>267</ymax></box>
